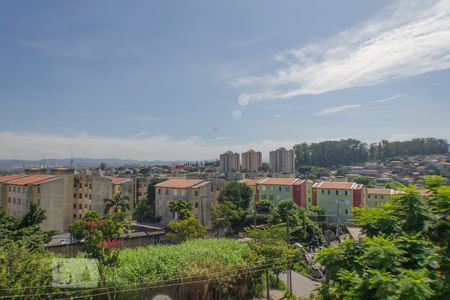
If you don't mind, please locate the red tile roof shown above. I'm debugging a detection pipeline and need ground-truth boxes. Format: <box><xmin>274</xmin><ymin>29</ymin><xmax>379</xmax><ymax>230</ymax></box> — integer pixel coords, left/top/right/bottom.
<box><xmin>240</xmin><ymin>179</ymin><xmax>257</xmax><ymax>186</ymax></box>
<box><xmin>367</xmin><ymin>188</ymin><xmax>395</xmax><ymax>195</ymax></box>
<box><xmin>0</xmin><ymin>174</ymin><xmax>27</xmax><ymax>183</ymax></box>
<box><xmin>312</xmin><ymin>182</ymin><xmax>363</xmax><ymax>190</ymax></box>
<box><xmin>257</xmin><ymin>178</ymin><xmax>302</xmax><ymax>186</ymax></box>
<box><xmin>6</xmin><ymin>175</ymin><xmax>59</xmax><ymax>186</ymax></box>
<box><xmin>155</xmin><ymin>178</ymin><xmax>206</xmax><ymax>189</ymax></box>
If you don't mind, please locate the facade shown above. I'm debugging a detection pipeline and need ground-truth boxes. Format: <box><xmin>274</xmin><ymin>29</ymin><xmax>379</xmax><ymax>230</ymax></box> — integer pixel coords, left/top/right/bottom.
<box><xmin>219</xmin><ymin>151</ymin><xmax>240</xmax><ymax>172</ymax></box>
<box><xmin>312</xmin><ymin>182</ymin><xmax>366</xmax><ymax>222</ymax></box>
<box><xmin>269</xmin><ymin>147</ymin><xmax>295</xmax><ymax>174</ymax></box>
<box><xmin>241</xmin><ymin>150</ymin><xmax>262</xmax><ymax>172</ymax></box>
<box><xmin>256</xmin><ymin>178</ymin><xmax>312</xmax><ymax>207</ymax></box>
<box><xmin>155</xmin><ymin>178</ymin><xmax>212</xmax><ymax>228</ymax></box>
<box><xmin>366</xmin><ymin>188</ymin><xmax>396</xmax><ymax>207</ymax></box>
<box><xmin>3</xmin><ymin>175</ymin><xmax>65</xmax><ymax>232</ymax></box>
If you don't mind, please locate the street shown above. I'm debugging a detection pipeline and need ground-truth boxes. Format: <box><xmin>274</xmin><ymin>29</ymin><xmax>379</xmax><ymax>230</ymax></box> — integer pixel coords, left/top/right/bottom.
<box><xmin>279</xmin><ymin>271</ymin><xmax>319</xmax><ymax>298</ymax></box>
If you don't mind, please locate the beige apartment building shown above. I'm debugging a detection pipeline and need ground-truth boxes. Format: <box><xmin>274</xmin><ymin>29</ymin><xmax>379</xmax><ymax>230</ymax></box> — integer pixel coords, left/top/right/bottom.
<box><xmin>219</xmin><ymin>151</ymin><xmax>240</xmax><ymax>172</ymax></box>
<box><xmin>269</xmin><ymin>147</ymin><xmax>295</xmax><ymax>174</ymax></box>
<box><xmin>241</xmin><ymin>150</ymin><xmax>262</xmax><ymax>172</ymax></box>
<box><xmin>155</xmin><ymin>178</ymin><xmax>212</xmax><ymax>228</ymax></box>
<box><xmin>2</xmin><ymin>175</ymin><xmax>65</xmax><ymax>232</ymax></box>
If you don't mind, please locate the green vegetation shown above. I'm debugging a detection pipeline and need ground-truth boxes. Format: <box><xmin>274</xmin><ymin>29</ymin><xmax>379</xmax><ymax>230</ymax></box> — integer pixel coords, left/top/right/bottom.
<box><xmin>218</xmin><ymin>181</ymin><xmax>253</xmax><ymax>211</ymax></box>
<box><xmin>168</xmin><ymin>199</ymin><xmax>192</xmax><ymax>220</ymax></box>
<box><xmin>354</xmin><ymin>175</ymin><xmax>376</xmax><ymax>187</ymax></box>
<box><xmin>133</xmin><ymin>177</ymin><xmax>167</xmax><ymax>222</ymax></box>
<box><xmin>166</xmin><ymin>216</ymin><xmax>206</xmax><ymax>243</ymax></box>
<box><xmin>315</xmin><ymin>176</ymin><xmax>450</xmax><ymax>299</ymax></box>
<box><xmin>294</xmin><ymin>138</ymin><xmax>447</xmax><ymax>168</ymax></box>
<box><xmin>104</xmin><ymin>192</ymin><xmax>130</xmax><ymax>214</ymax></box>
<box><xmin>298</xmin><ymin>165</ymin><xmax>331</xmax><ymax>179</ymax></box>
<box><xmin>0</xmin><ymin>203</ymin><xmax>60</xmax><ymax>299</ymax></box>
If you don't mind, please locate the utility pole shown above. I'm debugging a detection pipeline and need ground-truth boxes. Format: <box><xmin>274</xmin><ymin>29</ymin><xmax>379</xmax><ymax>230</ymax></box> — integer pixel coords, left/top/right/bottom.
<box><xmin>286</xmin><ymin>207</ymin><xmax>292</xmax><ymax>295</ymax></box>
<box><xmin>253</xmin><ymin>197</ymin><xmax>257</xmax><ymax>227</ymax></box>
<box><xmin>266</xmin><ymin>269</ymin><xmax>270</xmax><ymax>300</ymax></box>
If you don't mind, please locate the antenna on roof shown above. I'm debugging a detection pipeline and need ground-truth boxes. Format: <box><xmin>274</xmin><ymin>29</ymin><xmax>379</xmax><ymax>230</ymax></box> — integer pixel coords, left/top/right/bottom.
<box><xmin>70</xmin><ymin>150</ymin><xmax>74</xmax><ymax>168</ymax></box>
<box><xmin>42</xmin><ymin>153</ymin><xmax>46</xmax><ymax>169</ymax></box>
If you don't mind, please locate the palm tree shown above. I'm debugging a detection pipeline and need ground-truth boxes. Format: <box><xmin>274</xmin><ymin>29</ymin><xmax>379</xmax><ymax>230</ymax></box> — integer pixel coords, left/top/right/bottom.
<box><xmin>104</xmin><ymin>192</ymin><xmax>130</xmax><ymax>214</ymax></box>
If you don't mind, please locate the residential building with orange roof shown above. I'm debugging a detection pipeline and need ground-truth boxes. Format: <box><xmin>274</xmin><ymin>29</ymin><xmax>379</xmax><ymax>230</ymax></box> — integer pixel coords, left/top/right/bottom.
<box><xmin>367</xmin><ymin>188</ymin><xmax>396</xmax><ymax>207</ymax></box>
<box><xmin>155</xmin><ymin>178</ymin><xmax>212</xmax><ymax>228</ymax></box>
<box><xmin>312</xmin><ymin>181</ymin><xmax>366</xmax><ymax>222</ymax></box>
<box><xmin>2</xmin><ymin>174</ymin><xmax>65</xmax><ymax>232</ymax></box>
<box><xmin>256</xmin><ymin>177</ymin><xmax>313</xmax><ymax>207</ymax></box>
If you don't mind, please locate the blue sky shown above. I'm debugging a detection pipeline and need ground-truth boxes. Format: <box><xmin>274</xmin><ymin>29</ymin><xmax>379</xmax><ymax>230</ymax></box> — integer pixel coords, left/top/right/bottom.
<box><xmin>0</xmin><ymin>0</ymin><xmax>449</xmax><ymax>160</ymax></box>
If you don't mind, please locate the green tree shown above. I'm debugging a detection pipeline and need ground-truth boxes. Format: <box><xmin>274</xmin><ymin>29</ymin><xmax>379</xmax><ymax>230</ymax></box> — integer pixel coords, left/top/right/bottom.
<box><xmin>104</xmin><ymin>192</ymin><xmax>130</xmax><ymax>214</ymax></box>
<box><xmin>169</xmin><ymin>200</ymin><xmax>193</xmax><ymax>220</ymax></box>
<box><xmin>316</xmin><ymin>177</ymin><xmax>450</xmax><ymax>299</ymax></box>
<box><xmin>256</xmin><ymin>199</ymin><xmax>274</xmax><ymax>214</ymax></box>
<box><xmin>166</xmin><ymin>216</ymin><xmax>206</xmax><ymax>243</ymax></box>
<box><xmin>70</xmin><ymin>211</ymin><xmax>130</xmax><ymax>300</ymax></box>
<box><xmin>212</xmin><ymin>200</ymin><xmax>245</xmax><ymax>234</ymax></box>
<box><xmin>354</xmin><ymin>176</ymin><xmax>376</xmax><ymax>188</ymax></box>
<box><xmin>218</xmin><ymin>181</ymin><xmax>253</xmax><ymax>211</ymax></box>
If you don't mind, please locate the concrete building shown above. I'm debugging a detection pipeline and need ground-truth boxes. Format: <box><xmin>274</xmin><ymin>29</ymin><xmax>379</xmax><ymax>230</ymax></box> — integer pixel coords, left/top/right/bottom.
<box><xmin>3</xmin><ymin>175</ymin><xmax>65</xmax><ymax>232</ymax></box>
<box><xmin>241</xmin><ymin>150</ymin><xmax>262</xmax><ymax>172</ymax></box>
<box><xmin>256</xmin><ymin>178</ymin><xmax>312</xmax><ymax>207</ymax></box>
<box><xmin>366</xmin><ymin>188</ymin><xmax>396</xmax><ymax>207</ymax></box>
<box><xmin>269</xmin><ymin>147</ymin><xmax>295</xmax><ymax>174</ymax></box>
<box><xmin>312</xmin><ymin>182</ymin><xmax>366</xmax><ymax>222</ymax></box>
<box><xmin>155</xmin><ymin>178</ymin><xmax>212</xmax><ymax>228</ymax></box>
<box><xmin>219</xmin><ymin>151</ymin><xmax>240</xmax><ymax>172</ymax></box>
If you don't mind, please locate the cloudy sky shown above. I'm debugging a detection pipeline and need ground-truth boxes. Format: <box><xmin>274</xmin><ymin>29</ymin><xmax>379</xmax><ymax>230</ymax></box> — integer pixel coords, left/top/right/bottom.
<box><xmin>0</xmin><ymin>0</ymin><xmax>449</xmax><ymax>160</ymax></box>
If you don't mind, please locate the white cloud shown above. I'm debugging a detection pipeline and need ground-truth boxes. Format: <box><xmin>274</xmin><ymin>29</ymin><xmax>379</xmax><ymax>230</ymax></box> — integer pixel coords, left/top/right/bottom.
<box><xmin>130</xmin><ymin>131</ymin><xmax>147</xmax><ymax>139</ymax></box>
<box><xmin>235</xmin><ymin>0</ymin><xmax>450</xmax><ymax>103</ymax></box>
<box><xmin>375</xmin><ymin>94</ymin><xmax>405</xmax><ymax>103</ymax></box>
<box><xmin>315</xmin><ymin>104</ymin><xmax>361</xmax><ymax>116</ymax></box>
<box><xmin>0</xmin><ymin>132</ymin><xmax>302</xmax><ymax>161</ymax></box>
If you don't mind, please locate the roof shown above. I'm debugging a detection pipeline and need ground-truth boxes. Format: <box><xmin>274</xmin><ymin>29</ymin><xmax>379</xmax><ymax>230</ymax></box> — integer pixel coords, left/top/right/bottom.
<box><xmin>155</xmin><ymin>178</ymin><xmax>206</xmax><ymax>189</ymax></box>
<box><xmin>312</xmin><ymin>181</ymin><xmax>363</xmax><ymax>190</ymax></box>
<box><xmin>257</xmin><ymin>178</ymin><xmax>302</xmax><ymax>186</ymax></box>
<box><xmin>108</xmin><ymin>177</ymin><xmax>132</xmax><ymax>184</ymax></box>
<box><xmin>0</xmin><ymin>174</ymin><xmax>27</xmax><ymax>183</ymax></box>
<box><xmin>240</xmin><ymin>178</ymin><xmax>257</xmax><ymax>187</ymax></box>
<box><xmin>367</xmin><ymin>188</ymin><xmax>395</xmax><ymax>195</ymax></box>
<box><xmin>6</xmin><ymin>175</ymin><xmax>59</xmax><ymax>186</ymax></box>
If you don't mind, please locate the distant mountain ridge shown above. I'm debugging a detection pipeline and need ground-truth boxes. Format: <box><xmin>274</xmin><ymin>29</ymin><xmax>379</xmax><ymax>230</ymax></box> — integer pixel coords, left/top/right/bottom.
<box><xmin>0</xmin><ymin>158</ymin><xmax>187</xmax><ymax>170</ymax></box>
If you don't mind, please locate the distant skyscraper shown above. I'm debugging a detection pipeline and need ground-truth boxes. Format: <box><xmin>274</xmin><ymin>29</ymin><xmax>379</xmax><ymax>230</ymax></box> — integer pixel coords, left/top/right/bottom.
<box><xmin>219</xmin><ymin>151</ymin><xmax>240</xmax><ymax>172</ymax></box>
<box><xmin>269</xmin><ymin>147</ymin><xmax>295</xmax><ymax>174</ymax></box>
<box><xmin>241</xmin><ymin>150</ymin><xmax>262</xmax><ymax>172</ymax></box>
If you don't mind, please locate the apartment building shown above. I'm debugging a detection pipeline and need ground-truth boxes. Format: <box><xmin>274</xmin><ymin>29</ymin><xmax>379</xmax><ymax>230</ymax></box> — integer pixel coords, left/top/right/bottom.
<box><xmin>256</xmin><ymin>178</ymin><xmax>312</xmax><ymax>207</ymax></box>
<box><xmin>155</xmin><ymin>178</ymin><xmax>212</xmax><ymax>228</ymax></box>
<box><xmin>366</xmin><ymin>188</ymin><xmax>396</xmax><ymax>207</ymax></box>
<box><xmin>312</xmin><ymin>182</ymin><xmax>366</xmax><ymax>222</ymax></box>
<box><xmin>0</xmin><ymin>174</ymin><xmax>28</xmax><ymax>210</ymax></box>
<box><xmin>219</xmin><ymin>151</ymin><xmax>240</xmax><ymax>172</ymax></box>
<box><xmin>3</xmin><ymin>175</ymin><xmax>65</xmax><ymax>232</ymax></box>
<box><xmin>241</xmin><ymin>150</ymin><xmax>262</xmax><ymax>172</ymax></box>
<box><xmin>269</xmin><ymin>147</ymin><xmax>295</xmax><ymax>174</ymax></box>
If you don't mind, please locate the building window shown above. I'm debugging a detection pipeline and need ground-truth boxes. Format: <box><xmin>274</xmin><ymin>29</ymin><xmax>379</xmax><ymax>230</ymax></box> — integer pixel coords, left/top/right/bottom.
<box><xmin>381</xmin><ymin>196</ymin><xmax>384</xmax><ymax>199</ymax></box>
<box><xmin>335</xmin><ymin>190</ymin><xmax>339</xmax><ymax>195</ymax></box>
<box><xmin>165</xmin><ymin>189</ymin><xmax>169</xmax><ymax>195</ymax></box>
<box><xmin>173</xmin><ymin>189</ymin><xmax>178</xmax><ymax>196</ymax></box>
<box><xmin>79</xmin><ymin>193</ymin><xmax>82</xmax><ymax>198</ymax></box>
<box><xmin>8</xmin><ymin>186</ymin><xmax>11</xmax><ymax>192</ymax></box>
<box><xmin>85</xmin><ymin>204</ymin><xmax>88</xmax><ymax>209</ymax></box>
<box><xmin>18</xmin><ymin>199</ymin><xmax>21</xmax><ymax>205</ymax></box>
<box><xmin>8</xmin><ymin>197</ymin><xmax>11</xmax><ymax>203</ymax></box>
<box><xmin>327</xmin><ymin>190</ymin><xmax>331</xmax><ymax>195</ymax></box>
<box><xmin>73</xmin><ymin>204</ymin><xmax>76</xmax><ymax>209</ymax></box>
<box><xmin>278</xmin><ymin>186</ymin><xmax>282</xmax><ymax>192</ymax></box>
<box><xmin>89</xmin><ymin>205</ymin><xmax>92</xmax><ymax>210</ymax></box>
<box><xmin>195</xmin><ymin>202</ymin><xmax>198</xmax><ymax>208</ymax></box>
<box><xmin>158</xmin><ymin>189</ymin><xmax>161</xmax><ymax>195</ymax></box>
<box><xmin>79</xmin><ymin>214</ymin><xmax>82</xmax><ymax>219</ymax></box>
<box><xmin>84</xmin><ymin>194</ymin><xmax>88</xmax><ymax>198</ymax></box>
<box><xmin>321</xmin><ymin>190</ymin><xmax>324</xmax><ymax>195</ymax></box>
<box><xmin>345</xmin><ymin>209</ymin><xmax>349</xmax><ymax>215</ymax></box>
<box><xmin>13</xmin><ymin>198</ymin><xmax>16</xmax><ymax>204</ymax></box>
<box><xmin>74</xmin><ymin>214</ymin><xmax>77</xmax><ymax>219</ymax></box>
<box><xmin>79</xmin><ymin>204</ymin><xmax>82</xmax><ymax>209</ymax></box>
<box><xmin>37</xmin><ymin>187</ymin><xmax>40</xmax><ymax>193</ymax></box>
<box><xmin>13</xmin><ymin>186</ymin><xmax>16</xmax><ymax>192</ymax></box>
<box><xmin>261</xmin><ymin>195</ymin><xmax>267</xmax><ymax>200</ymax></box>
<box><xmin>345</xmin><ymin>191</ymin><xmax>348</xmax><ymax>196</ymax></box>
<box><xmin>85</xmin><ymin>183</ymin><xmax>88</xmax><ymax>187</ymax></box>
<box><xmin>74</xmin><ymin>193</ymin><xmax>77</xmax><ymax>198</ymax></box>
<box><xmin>89</xmin><ymin>194</ymin><xmax>92</xmax><ymax>199</ymax></box>
<box><xmin>269</xmin><ymin>195</ymin><xmax>274</xmax><ymax>201</ymax></box>
<box><xmin>195</xmin><ymin>191</ymin><xmax>198</xmax><ymax>196</ymax></box>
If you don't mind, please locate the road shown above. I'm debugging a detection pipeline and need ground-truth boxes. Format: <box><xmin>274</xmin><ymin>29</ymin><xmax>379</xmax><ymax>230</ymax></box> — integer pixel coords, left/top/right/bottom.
<box><xmin>279</xmin><ymin>271</ymin><xmax>319</xmax><ymax>298</ymax></box>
